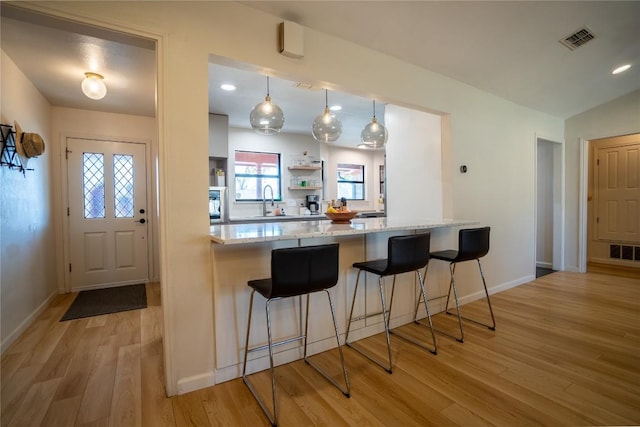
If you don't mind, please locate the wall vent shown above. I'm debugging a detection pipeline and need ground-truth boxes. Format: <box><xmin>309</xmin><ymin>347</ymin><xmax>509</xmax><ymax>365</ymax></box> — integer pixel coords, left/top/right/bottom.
<box><xmin>560</xmin><ymin>26</ymin><xmax>596</xmax><ymax>50</ymax></box>
<box><xmin>609</xmin><ymin>244</ymin><xmax>640</xmax><ymax>261</ymax></box>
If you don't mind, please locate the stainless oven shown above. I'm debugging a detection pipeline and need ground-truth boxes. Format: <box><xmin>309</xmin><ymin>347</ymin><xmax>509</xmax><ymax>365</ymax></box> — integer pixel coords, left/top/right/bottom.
<box><xmin>209</xmin><ymin>186</ymin><xmax>228</xmax><ymax>224</ymax></box>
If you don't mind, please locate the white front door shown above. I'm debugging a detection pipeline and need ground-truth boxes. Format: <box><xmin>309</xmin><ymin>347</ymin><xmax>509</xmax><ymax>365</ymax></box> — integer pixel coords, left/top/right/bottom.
<box><xmin>595</xmin><ymin>141</ymin><xmax>640</xmax><ymax>243</ymax></box>
<box><xmin>67</xmin><ymin>138</ymin><xmax>149</xmax><ymax>290</ymax></box>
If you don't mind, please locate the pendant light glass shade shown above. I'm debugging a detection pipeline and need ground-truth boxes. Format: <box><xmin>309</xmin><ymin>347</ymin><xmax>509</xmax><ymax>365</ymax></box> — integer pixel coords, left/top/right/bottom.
<box><xmin>360</xmin><ymin>100</ymin><xmax>388</xmax><ymax>148</ymax></box>
<box><xmin>250</xmin><ymin>76</ymin><xmax>285</xmax><ymax>135</ymax></box>
<box><xmin>81</xmin><ymin>72</ymin><xmax>107</xmax><ymax>100</ymax></box>
<box><xmin>312</xmin><ymin>89</ymin><xmax>342</xmax><ymax>143</ymax></box>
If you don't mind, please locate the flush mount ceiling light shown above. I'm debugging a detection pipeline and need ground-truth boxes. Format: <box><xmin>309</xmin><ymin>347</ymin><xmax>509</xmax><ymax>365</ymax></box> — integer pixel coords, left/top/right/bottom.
<box><xmin>220</xmin><ymin>83</ymin><xmax>236</xmax><ymax>91</ymax></box>
<box><xmin>360</xmin><ymin>100</ymin><xmax>388</xmax><ymax>148</ymax></box>
<box><xmin>612</xmin><ymin>64</ymin><xmax>631</xmax><ymax>75</ymax></box>
<box><xmin>250</xmin><ymin>76</ymin><xmax>285</xmax><ymax>135</ymax></box>
<box><xmin>81</xmin><ymin>72</ymin><xmax>107</xmax><ymax>100</ymax></box>
<box><xmin>312</xmin><ymin>89</ymin><xmax>342</xmax><ymax>143</ymax></box>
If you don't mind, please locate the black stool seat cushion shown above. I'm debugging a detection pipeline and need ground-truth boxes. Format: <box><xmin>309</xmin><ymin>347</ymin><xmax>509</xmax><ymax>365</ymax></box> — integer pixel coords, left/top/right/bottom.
<box><xmin>430</xmin><ymin>250</ymin><xmax>458</xmax><ymax>262</ymax></box>
<box><xmin>248</xmin><ymin>243</ymin><xmax>339</xmax><ymax>299</ymax></box>
<box><xmin>353</xmin><ymin>233</ymin><xmax>430</xmax><ymax>277</ymax></box>
<box><xmin>248</xmin><ymin>278</ymin><xmax>273</xmax><ymax>299</ymax></box>
<box><xmin>430</xmin><ymin>227</ymin><xmax>490</xmax><ymax>263</ymax></box>
<box><xmin>353</xmin><ymin>259</ymin><xmax>388</xmax><ymax>275</ymax></box>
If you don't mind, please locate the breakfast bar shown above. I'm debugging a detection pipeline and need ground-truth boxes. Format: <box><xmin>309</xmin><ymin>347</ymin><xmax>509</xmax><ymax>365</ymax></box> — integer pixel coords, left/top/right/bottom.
<box><xmin>210</xmin><ymin>217</ymin><xmax>477</xmax><ymax>383</ymax></box>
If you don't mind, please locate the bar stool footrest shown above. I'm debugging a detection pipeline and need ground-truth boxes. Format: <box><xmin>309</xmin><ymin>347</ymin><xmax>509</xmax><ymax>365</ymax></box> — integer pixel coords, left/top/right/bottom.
<box><xmin>389</xmin><ymin>328</ymin><xmax>437</xmax><ymax>355</ymax></box>
<box><xmin>345</xmin><ymin>341</ymin><xmax>393</xmax><ymax>373</ymax></box>
<box><xmin>446</xmin><ymin>309</ymin><xmax>496</xmax><ymax>330</ymax></box>
<box><xmin>415</xmin><ymin>319</ymin><xmax>464</xmax><ymax>343</ymax></box>
<box><xmin>242</xmin><ymin>375</ymin><xmax>277</xmax><ymax>426</ymax></box>
<box><xmin>304</xmin><ymin>356</ymin><xmax>351</xmax><ymax>397</ymax></box>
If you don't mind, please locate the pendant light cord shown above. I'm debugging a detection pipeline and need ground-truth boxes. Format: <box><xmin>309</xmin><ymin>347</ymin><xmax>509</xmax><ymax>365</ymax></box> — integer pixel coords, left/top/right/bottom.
<box><xmin>325</xmin><ymin>89</ymin><xmax>329</xmax><ymax>108</ymax></box>
<box><xmin>373</xmin><ymin>100</ymin><xmax>376</xmax><ymax>119</ymax></box>
<box><xmin>266</xmin><ymin>76</ymin><xmax>270</xmax><ymax>97</ymax></box>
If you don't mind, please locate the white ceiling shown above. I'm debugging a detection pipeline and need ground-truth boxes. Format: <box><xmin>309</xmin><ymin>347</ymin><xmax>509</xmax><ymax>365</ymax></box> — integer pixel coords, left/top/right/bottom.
<box><xmin>2</xmin><ymin>2</ymin><xmax>639</xmax><ymax>145</ymax></box>
<box><xmin>243</xmin><ymin>1</ymin><xmax>640</xmax><ymax>119</ymax></box>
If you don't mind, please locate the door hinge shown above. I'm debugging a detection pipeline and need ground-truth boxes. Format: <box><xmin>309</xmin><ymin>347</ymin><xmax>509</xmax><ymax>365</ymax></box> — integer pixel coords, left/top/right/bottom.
<box><xmin>596</xmin><ymin>217</ymin><xmax>600</xmax><ymax>224</ymax></box>
<box><xmin>65</xmin><ymin>147</ymin><xmax>72</xmax><ymax>159</ymax></box>
<box><xmin>597</xmin><ymin>159</ymin><xmax>600</xmax><ymax>166</ymax></box>
<box><xmin>67</xmin><ymin>207</ymin><xmax>70</xmax><ymax>216</ymax></box>
<box><xmin>69</xmin><ymin>263</ymin><xmax>72</xmax><ymax>272</ymax></box>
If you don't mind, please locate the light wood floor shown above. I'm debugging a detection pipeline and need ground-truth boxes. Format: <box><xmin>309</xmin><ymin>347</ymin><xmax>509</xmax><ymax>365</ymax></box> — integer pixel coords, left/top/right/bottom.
<box><xmin>2</xmin><ymin>269</ymin><xmax>639</xmax><ymax>426</ymax></box>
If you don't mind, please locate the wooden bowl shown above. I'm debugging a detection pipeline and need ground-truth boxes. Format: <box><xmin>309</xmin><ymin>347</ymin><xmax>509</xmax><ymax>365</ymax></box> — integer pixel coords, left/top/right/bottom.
<box><xmin>325</xmin><ymin>210</ymin><xmax>358</xmax><ymax>224</ymax></box>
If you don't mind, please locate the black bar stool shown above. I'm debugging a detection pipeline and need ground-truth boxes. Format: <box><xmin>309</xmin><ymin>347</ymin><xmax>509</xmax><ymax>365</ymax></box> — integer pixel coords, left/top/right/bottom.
<box><xmin>242</xmin><ymin>243</ymin><xmax>350</xmax><ymax>426</ymax></box>
<box><xmin>428</xmin><ymin>226</ymin><xmax>496</xmax><ymax>343</ymax></box>
<box><xmin>345</xmin><ymin>233</ymin><xmax>437</xmax><ymax>374</ymax></box>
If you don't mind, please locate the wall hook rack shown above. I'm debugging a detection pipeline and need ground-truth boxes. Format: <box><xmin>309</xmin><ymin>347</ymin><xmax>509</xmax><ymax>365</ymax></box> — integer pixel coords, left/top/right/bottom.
<box><xmin>0</xmin><ymin>123</ymin><xmax>33</xmax><ymax>176</ymax></box>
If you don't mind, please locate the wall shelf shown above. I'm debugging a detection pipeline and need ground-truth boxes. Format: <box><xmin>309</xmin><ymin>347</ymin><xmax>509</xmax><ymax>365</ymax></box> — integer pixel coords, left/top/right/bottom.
<box><xmin>0</xmin><ymin>123</ymin><xmax>32</xmax><ymax>176</ymax></box>
<box><xmin>288</xmin><ymin>166</ymin><xmax>322</xmax><ymax>171</ymax></box>
<box><xmin>288</xmin><ymin>186</ymin><xmax>322</xmax><ymax>190</ymax></box>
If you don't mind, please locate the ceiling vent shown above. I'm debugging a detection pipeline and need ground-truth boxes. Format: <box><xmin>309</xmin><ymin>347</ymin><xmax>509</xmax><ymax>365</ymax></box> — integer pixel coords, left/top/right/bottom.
<box><xmin>560</xmin><ymin>26</ymin><xmax>596</xmax><ymax>50</ymax></box>
<box><xmin>292</xmin><ymin>82</ymin><xmax>321</xmax><ymax>91</ymax></box>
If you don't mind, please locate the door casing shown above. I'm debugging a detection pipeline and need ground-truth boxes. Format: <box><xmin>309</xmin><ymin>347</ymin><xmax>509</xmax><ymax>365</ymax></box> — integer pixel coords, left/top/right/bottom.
<box><xmin>61</xmin><ymin>135</ymin><xmax>154</xmax><ymax>293</ymax></box>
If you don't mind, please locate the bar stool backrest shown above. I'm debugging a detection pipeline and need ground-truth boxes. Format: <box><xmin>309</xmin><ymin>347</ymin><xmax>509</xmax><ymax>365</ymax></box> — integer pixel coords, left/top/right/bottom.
<box><xmin>385</xmin><ymin>233</ymin><xmax>431</xmax><ymax>275</ymax></box>
<box><xmin>456</xmin><ymin>227</ymin><xmax>490</xmax><ymax>262</ymax></box>
<box><xmin>271</xmin><ymin>243</ymin><xmax>340</xmax><ymax>298</ymax></box>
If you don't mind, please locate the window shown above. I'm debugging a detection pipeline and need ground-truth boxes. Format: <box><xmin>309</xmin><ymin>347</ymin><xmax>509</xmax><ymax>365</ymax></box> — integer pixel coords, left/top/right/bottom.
<box><xmin>337</xmin><ymin>163</ymin><xmax>365</xmax><ymax>200</ymax></box>
<box><xmin>234</xmin><ymin>150</ymin><xmax>281</xmax><ymax>201</ymax></box>
<box><xmin>83</xmin><ymin>152</ymin><xmax>105</xmax><ymax>219</ymax></box>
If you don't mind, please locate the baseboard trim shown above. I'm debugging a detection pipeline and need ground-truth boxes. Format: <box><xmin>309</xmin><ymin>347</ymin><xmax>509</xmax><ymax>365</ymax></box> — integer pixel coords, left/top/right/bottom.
<box><xmin>1</xmin><ymin>289</ymin><xmax>59</xmax><ymax>354</ymax></box>
<box><xmin>536</xmin><ymin>261</ymin><xmax>552</xmax><ymax>269</ymax></box>
<box><xmin>589</xmin><ymin>257</ymin><xmax>640</xmax><ymax>269</ymax></box>
<box><xmin>176</xmin><ymin>371</ymin><xmax>216</xmax><ymax>395</ymax></box>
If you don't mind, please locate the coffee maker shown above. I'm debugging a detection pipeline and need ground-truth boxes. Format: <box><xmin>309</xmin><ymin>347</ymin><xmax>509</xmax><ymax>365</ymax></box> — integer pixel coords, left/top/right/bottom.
<box><xmin>306</xmin><ymin>195</ymin><xmax>320</xmax><ymax>215</ymax></box>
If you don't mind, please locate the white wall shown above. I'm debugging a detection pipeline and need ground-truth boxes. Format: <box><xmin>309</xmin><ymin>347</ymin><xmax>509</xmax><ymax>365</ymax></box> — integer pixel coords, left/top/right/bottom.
<box><xmin>564</xmin><ymin>90</ymin><xmax>640</xmax><ymax>270</ymax></box>
<box><xmin>385</xmin><ymin>105</ymin><xmax>442</xmax><ymax>220</ymax></box>
<box><xmin>0</xmin><ymin>50</ymin><xmax>56</xmax><ymax>352</ymax></box>
<box><xmin>50</xmin><ymin>107</ymin><xmax>159</xmax><ymax>286</ymax></box>
<box><xmin>23</xmin><ymin>1</ymin><xmax>565</xmax><ymax>395</ymax></box>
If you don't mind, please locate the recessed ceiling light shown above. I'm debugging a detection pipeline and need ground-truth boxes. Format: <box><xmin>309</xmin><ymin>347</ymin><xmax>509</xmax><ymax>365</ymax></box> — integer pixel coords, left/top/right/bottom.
<box><xmin>612</xmin><ymin>64</ymin><xmax>631</xmax><ymax>75</ymax></box>
<box><xmin>329</xmin><ymin>105</ymin><xmax>342</xmax><ymax>111</ymax></box>
<box><xmin>220</xmin><ymin>84</ymin><xmax>236</xmax><ymax>91</ymax></box>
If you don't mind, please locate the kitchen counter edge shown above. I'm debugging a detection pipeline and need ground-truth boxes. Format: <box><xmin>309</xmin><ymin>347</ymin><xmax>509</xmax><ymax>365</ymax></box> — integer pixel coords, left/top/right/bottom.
<box><xmin>210</xmin><ymin>217</ymin><xmax>478</xmax><ymax>245</ymax></box>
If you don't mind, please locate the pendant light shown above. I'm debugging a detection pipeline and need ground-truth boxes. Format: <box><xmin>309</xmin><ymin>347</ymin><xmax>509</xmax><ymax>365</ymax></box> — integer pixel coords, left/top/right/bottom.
<box><xmin>81</xmin><ymin>72</ymin><xmax>107</xmax><ymax>100</ymax></box>
<box><xmin>312</xmin><ymin>89</ymin><xmax>342</xmax><ymax>143</ymax></box>
<box><xmin>360</xmin><ymin>100</ymin><xmax>388</xmax><ymax>148</ymax></box>
<box><xmin>250</xmin><ymin>76</ymin><xmax>285</xmax><ymax>135</ymax></box>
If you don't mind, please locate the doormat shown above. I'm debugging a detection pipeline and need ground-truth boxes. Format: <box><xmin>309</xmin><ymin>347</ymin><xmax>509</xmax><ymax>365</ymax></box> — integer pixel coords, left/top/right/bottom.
<box><xmin>60</xmin><ymin>284</ymin><xmax>147</xmax><ymax>321</ymax></box>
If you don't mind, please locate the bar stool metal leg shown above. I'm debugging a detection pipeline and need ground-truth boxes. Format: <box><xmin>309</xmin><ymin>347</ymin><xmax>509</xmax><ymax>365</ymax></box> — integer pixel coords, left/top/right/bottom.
<box><xmin>345</xmin><ymin>270</ymin><xmax>394</xmax><ymax>373</ymax></box>
<box><xmin>443</xmin><ymin>263</ymin><xmax>465</xmax><ymax>342</ymax></box>
<box><xmin>242</xmin><ymin>291</ymin><xmax>278</xmax><ymax>426</ymax></box>
<box><xmin>392</xmin><ymin>268</ymin><xmax>438</xmax><ymax>354</ymax></box>
<box><xmin>303</xmin><ymin>291</ymin><xmax>351</xmax><ymax>397</ymax></box>
<box><xmin>446</xmin><ymin>260</ymin><xmax>496</xmax><ymax>330</ymax></box>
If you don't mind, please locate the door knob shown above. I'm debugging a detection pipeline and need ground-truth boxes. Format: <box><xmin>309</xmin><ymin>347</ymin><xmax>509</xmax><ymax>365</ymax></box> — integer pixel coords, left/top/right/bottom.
<box><xmin>135</xmin><ymin>218</ymin><xmax>146</xmax><ymax>224</ymax></box>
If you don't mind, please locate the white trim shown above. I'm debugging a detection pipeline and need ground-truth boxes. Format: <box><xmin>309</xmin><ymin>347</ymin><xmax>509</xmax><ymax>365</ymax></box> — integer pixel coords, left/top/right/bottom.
<box><xmin>176</xmin><ymin>372</ymin><xmax>216</xmax><ymax>395</ymax></box>
<box><xmin>62</xmin><ymin>135</ymin><xmax>152</xmax><ymax>291</ymax></box>
<box><xmin>578</xmin><ymin>138</ymin><xmax>589</xmax><ymax>273</ymax></box>
<box><xmin>534</xmin><ymin>134</ymin><xmax>565</xmax><ymax>273</ymax></box>
<box><xmin>589</xmin><ymin>257</ymin><xmax>640</xmax><ymax>269</ymax></box>
<box><xmin>18</xmin><ymin>3</ymin><xmax>173</xmax><ymax>396</ymax></box>
<box><xmin>71</xmin><ymin>279</ymin><xmax>148</xmax><ymax>293</ymax></box>
<box><xmin>0</xmin><ymin>290</ymin><xmax>58</xmax><ymax>354</ymax></box>
<box><xmin>536</xmin><ymin>261</ymin><xmax>553</xmax><ymax>269</ymax></box>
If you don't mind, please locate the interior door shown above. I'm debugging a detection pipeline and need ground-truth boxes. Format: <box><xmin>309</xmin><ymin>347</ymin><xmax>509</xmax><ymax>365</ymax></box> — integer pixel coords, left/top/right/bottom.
<box><xmin>67</xmin><ymin>137</ymin><xmax>149</xmax><ymax>290</ymax></box>
<box><xmin>595</xmin><ymin>142</ymin><xmax>640</xmax><ymax>243</ymax></box>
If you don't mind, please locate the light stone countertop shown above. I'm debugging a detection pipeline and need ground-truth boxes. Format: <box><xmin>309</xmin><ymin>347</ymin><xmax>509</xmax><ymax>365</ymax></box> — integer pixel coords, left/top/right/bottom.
<box><xmin>210</xmin><ymin>217</ymin><xmax>478</xmax><ymax>245</ymax></box>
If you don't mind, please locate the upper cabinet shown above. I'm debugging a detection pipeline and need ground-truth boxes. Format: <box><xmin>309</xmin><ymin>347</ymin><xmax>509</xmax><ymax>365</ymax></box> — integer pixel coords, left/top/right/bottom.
<box><xmin>209</xmin><ymin>114</ymin><xmax>229</xmax><ymax>158</ymax></box>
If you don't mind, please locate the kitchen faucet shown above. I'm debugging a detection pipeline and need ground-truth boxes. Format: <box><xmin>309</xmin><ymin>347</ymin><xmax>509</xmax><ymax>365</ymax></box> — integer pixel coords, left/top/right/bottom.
<box><xmin>262</xmin><ymin>184</ymin><xmax>274</xmax><ymax>216</ymax></box>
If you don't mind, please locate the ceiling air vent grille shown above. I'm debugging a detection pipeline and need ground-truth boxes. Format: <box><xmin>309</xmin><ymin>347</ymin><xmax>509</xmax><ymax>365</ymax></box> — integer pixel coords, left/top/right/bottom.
<box><xmin>560</xmin><ymin>27</ymin><xmax>596</xmax><ymax>50</ymax></box>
